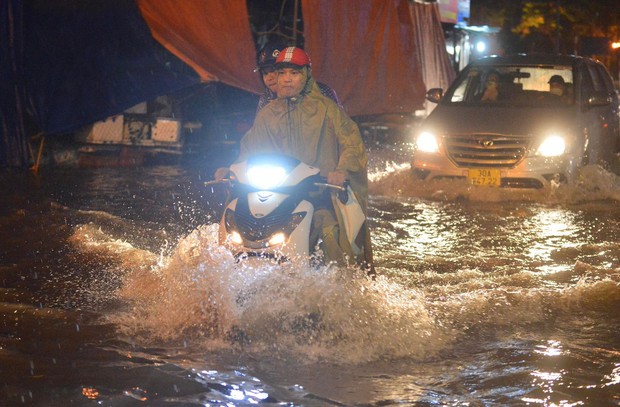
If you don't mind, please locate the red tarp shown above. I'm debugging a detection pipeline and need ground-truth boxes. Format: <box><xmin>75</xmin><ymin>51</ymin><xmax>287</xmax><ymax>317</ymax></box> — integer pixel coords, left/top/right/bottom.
<box><xmin>136</xmin><ymin>0</ymin><xmax>263</xmax><ymax>95</ymax></box>
<box><xmin>138</xmin><ymin>0</ymin><xmax>450</xmax><ymax>117</ymax></box>
<box><xmin>302</xmin><ymin>0</ymin><xmax>427</xmax><ymax>116</ymax></box>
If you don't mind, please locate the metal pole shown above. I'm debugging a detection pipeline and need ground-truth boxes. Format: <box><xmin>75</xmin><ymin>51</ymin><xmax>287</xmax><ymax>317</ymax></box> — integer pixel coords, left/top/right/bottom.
<box><xmin>292</xmin><ymin>0</ymin><xmax>299</xmax><ymax>45</ymax></box>
<box><xmin>555</xmin><ymin>1</ymin><xmax>561</xmax><ymax>53</ymax></box>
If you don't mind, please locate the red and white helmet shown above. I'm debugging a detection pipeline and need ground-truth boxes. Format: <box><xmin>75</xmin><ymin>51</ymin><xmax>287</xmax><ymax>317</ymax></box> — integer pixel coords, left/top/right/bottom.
<box><xmin>274</xmin><ymin>47</ymin><xmax>311</xmax><ymax>68</ymax></box>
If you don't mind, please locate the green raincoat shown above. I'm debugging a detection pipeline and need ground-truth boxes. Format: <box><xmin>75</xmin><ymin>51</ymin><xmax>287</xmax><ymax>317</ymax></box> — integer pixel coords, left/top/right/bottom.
<box><xmin>238</xmin><ymin>68</ymin><xmax>373</xmax><ymax>271</ymax></box>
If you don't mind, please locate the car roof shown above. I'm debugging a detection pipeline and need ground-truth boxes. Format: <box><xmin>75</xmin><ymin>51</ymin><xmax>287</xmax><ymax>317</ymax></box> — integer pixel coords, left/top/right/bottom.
<box><xmin>470</xmin><ymin>54</ymin><xmax>597</xmax><ymax>67</ymax></box>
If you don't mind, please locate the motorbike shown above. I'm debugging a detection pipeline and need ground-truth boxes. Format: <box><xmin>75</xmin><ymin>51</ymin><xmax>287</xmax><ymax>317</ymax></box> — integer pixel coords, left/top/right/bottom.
<box><xmin>206</xmin><ymin>153</ymin><xmax>366</xmax><ymax>264</ymax></box>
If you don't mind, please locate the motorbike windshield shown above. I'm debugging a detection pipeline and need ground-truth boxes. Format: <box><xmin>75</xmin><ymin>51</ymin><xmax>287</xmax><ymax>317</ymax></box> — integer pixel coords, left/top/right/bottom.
<box><xmin>444</xmin><ymin>65</ymin><xmax>574</xmax><ymax>107</ymax></box>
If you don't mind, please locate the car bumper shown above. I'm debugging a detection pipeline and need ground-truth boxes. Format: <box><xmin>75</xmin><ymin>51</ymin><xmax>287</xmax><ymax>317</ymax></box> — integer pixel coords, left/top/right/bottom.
<box><xmin>411</xmin><ymin>152</ymin><xmax>580</xmax><ymax>189</ymax></box>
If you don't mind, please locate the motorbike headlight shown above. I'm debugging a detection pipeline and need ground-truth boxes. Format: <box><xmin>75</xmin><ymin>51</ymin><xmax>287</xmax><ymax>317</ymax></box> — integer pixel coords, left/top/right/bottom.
<box><xmin>416</xmin><ymin>132</ymin><xmax>439</xmax><ymax>153</ymax></box>
<box><xmin>268</xmin><ymin>232</ymin><xmax>286</xmax><ymax>246</ymax></box>
<box><xmin>266</xmin><ymin>212</ymin><xmax>307</xmax><ymax>247</ymax></box>
<box><xmin>247</xmin><ymin>164</ymin><xmax>287</xmax><ymax>189</ymax></box>
<box><xmin>228</xmin><ymin>231</ymin><xmax>243</xmax><ymax>245</ymax></box>
<box><xmin>536</xmin><ymin>135</ymin><xmax>566</xmax><ymax>157</ymax></box>
<box><xmin>224</xmin><ymin>209</ymin><xmax>242</xmax><ymax>245</ymax></box>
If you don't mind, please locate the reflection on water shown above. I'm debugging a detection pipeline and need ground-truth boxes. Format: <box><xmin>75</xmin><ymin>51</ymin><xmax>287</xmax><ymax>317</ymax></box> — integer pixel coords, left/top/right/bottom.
<box><xmin>0</xmin><ymin>148</ymin><xmax>619</xmax><ymax>405</ymax></box>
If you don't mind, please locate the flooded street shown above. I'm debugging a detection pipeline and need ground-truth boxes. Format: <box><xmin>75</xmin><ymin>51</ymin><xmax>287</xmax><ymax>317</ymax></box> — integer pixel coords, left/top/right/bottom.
<box><xmin>1</xmin><ymin>143</ymin><xmax>619</xmax><ymax>406</ymax></box>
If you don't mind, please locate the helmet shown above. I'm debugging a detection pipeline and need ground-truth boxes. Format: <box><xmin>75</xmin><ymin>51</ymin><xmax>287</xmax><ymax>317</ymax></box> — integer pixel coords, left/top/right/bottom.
<box><xmin>275</xmin><ymin>47</ymin><xmax>311</xmax><ymax>68</ymax></box>
<box><xmin>255</xmin><ymin>41</ymin><xmax>285</xmax><ymax>71</ymax></box>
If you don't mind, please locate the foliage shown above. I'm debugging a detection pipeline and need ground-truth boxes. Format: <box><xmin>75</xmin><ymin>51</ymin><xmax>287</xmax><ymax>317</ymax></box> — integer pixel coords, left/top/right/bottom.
<box><xmin>473</xmin><ymin>0</ymin><xmax>619</xmax><ymax>55</ymax></box>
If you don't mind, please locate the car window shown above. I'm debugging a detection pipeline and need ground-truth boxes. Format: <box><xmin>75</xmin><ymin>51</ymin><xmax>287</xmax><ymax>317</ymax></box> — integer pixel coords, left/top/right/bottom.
<box><xmin>587</xmin><ymin>63</ymin><xmax>606</xmax><ymax>92</ymax></box>
<box><xmin>580</xmin><ymin>65</ymin><xmax>594</xmax><ymax>94</ymax></box>
<box><xmin>446</xmin><ymin>64</ymin><xmax>574</xmax><ymax>107</ymax></box>
<box><xmin>593</xmin><ymin>64</ymin><xmax>614</xmax><ymax>93</ymax></box>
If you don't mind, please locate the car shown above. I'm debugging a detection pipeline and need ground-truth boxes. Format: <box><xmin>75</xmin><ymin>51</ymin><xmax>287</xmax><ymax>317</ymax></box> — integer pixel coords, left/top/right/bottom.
<box><xmin>412</xmin><ymin>54</ymin><xmax>620</xmax><ymax>188</ymax></box>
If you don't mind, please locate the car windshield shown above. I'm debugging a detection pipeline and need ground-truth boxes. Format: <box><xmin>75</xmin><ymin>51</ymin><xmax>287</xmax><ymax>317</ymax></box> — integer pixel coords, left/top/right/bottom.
<box><xmin>445</xmin><ymin>64</ymin><xmax>574</xmax><ymax>107</ymax></box>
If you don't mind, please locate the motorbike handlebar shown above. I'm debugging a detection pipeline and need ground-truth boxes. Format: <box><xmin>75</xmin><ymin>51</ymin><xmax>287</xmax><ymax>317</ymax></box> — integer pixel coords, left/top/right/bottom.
<box><xmin>205</xmin><ymin>177</ymin><xmax>348</xmax><ymax>203</ymax></box>
<box><xmin>312</xmin><ymin>181</ymin><xmax>346</xmax><ymax>192</ymax></box>
<box><xmin>204</xmin><ymin>179</ymin><xmax>231</xmax><ymax>187</ymax></box>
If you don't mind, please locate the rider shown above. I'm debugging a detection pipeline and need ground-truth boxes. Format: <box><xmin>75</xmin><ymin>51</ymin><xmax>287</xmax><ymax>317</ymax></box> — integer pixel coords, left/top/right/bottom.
<box><xmin>254</xmin><ymin>41</ymin><xmax>342</xmax><ymax>111</ymax></box>
<box><xmin>219</xmin><ymin>47</ymin><xmax>372</xmax><ymax>272</ymax></box>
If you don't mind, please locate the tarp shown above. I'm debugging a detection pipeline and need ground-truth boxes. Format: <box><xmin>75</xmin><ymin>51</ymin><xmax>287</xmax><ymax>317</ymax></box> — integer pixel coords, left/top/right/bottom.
<box><xmin>302</xmin><ymin>0</ymin><xmax>427</xmax><ymax>116</ymax></box>
<box><xmin>1</xmin><ymin>0</ymin><xmax>29</xmax><ymax>166</ymax></box>
<box><xmin>1</xmin><ymin>0</ymin><xmax>200</xmax><ymax>167</ymax></box>
<box><xmin>1</xmin><ymin>0</ymin><xmax>452</xmax><ymax>167</ymax></box>
<box><xmin>136</xmin><ymin>0</ymin><xmax>262</xmax><ymax>95</ymax></box>
<box><xmin>410</xmin><ymin>1</ymin><xmax>456</xmax><ymax>113</ymax></box>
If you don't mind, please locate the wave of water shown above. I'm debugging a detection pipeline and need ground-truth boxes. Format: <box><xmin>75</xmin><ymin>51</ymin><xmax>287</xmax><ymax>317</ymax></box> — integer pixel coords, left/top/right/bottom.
<box><xmin>69</xmin><ymin>223</ymin><xmax>444</xmax><ymax>364</ymax></box>
<box><xmin>68</xmin><ymin>218</ymin><xmax>620</xmax><ymax>369</ymax></box>
<box><xmin>63</xmin><ymin>158</ymin><xmax>620</xmax><ymax>362</ymax></box>
<box><xmin>368</xmin><ymin>161</ymin><xmax>620</xmax><ymax>203</ymax></box>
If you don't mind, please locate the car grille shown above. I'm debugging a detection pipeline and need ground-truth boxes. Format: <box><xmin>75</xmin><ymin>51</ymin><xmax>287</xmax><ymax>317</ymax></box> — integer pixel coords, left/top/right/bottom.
<box><xmin>444</xmin><ymin>134</ymin><xmax>530</xmax><ymax>168</ymax></box>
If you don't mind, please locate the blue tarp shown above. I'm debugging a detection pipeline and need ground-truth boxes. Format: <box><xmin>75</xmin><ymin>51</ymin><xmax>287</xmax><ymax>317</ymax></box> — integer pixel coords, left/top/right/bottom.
<box><xmin>1</xmin><ymin>0</ymin><xmax>199</xmax><ymax>166</ymax></box>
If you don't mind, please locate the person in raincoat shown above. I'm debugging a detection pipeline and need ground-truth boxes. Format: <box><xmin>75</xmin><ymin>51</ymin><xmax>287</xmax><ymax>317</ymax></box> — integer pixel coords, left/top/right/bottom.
<box><xmin>218</xmin><ymin>47</ymin><xmax>373</xmax><ymax>273</ymax></box>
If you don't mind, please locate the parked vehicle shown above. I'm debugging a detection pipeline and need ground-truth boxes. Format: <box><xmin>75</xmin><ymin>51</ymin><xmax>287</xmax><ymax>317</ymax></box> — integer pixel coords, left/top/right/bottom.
<box><xmin>412</xmin><ymin>54</ymin><xmax>620</xmax><ymax>188</ymax></box>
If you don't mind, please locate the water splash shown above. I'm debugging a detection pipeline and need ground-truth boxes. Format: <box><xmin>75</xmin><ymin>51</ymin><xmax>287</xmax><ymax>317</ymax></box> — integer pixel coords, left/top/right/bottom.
<box><xmin>69</xmin><ymin>223</ymin><xmax>448</xmax><ymax>363</ymax></box>
<box><xmin>368</xmin><ymin>161</ymin><xmax>620</xmax><ymax>203</ymax></box>
<box><xmin>64</xmin><ymin>158</ymin><xmax>620</xmax><ymax>367</ymax></box>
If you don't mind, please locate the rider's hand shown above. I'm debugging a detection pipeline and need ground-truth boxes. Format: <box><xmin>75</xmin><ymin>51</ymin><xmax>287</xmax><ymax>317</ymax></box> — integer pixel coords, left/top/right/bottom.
<box><xmin>327</xmin><ymin>171</ymin><xmax>346</xmax><ymax>187</ymax></box>
<box><xmin>214</xmin><ymin>167</ymin><xmax>230</xmax><ymax>181</ymax></box>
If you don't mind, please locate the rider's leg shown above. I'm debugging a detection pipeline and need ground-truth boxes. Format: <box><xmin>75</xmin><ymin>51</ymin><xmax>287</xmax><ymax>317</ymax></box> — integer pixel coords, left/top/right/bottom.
<box><xmin>312</xmin><ymin>208</ymin><xmax>345</xmax><ymax>265</ymax></box>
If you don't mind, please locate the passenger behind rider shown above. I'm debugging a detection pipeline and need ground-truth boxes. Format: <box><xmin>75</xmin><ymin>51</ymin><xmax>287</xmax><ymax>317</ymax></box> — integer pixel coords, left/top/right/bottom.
<box><xmin>215</xmin><ymin>47</ymin><xmax>373</xmax><ymax>273</ymax></box>
<box><xmin>254</xmin><ymin>40</ymin><xmax>342</xmax><ymax>112</ymax></box>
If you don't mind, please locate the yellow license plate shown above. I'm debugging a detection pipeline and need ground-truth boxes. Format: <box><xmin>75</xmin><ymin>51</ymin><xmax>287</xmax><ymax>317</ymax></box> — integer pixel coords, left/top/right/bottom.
<box><xmin>467</xmin><ymin>169</ymin><xmax>501</xmax><ymax>186</ymax></box>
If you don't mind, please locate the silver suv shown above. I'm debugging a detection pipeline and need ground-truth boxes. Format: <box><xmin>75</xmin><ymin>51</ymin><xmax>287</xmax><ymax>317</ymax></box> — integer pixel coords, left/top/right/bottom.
<box><xmin>412</xmin><ymin>54</ymin><xmax>619</xmax><ymax>188</ymax></box>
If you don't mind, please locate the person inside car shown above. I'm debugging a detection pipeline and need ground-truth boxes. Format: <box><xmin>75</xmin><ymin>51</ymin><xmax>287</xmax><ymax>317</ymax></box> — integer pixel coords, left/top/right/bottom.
<box><xmin>547</xmin><ymin>74</ymin><xmax>572</xmax><ymax>104</ymax></box>
<box><xmin>479</xmin><ymin>71</ymin><xmax>501</xmax><ymax>102</ymax></box>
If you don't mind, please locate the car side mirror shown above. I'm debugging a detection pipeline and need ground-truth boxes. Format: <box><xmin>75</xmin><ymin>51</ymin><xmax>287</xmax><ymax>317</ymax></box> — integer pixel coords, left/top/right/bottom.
<box><xmin>585</xmin><ymin>91</ymin><xmax>612</xmax><ymax>107</ymax></box>
<box><xmin>425</xmin><ymin>88</ymin><xmax>443</xmax><ymax>104</ymax></box>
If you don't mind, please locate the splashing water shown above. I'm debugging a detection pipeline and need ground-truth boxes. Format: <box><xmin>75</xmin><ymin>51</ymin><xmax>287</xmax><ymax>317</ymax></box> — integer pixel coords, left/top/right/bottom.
<box><xmin>69</xmin><ymin>222</ymin><xmax>450</xmax><ymax>364</ymax></box>
<box><xmin>368</xmin><ymin>161</ymin><xmax>620</xmax><ymax>204</ymax></box>
<box><xmin>65</xmin><ymin>158</ymin><xmax>620</xmax><ymax>368</ymax></box>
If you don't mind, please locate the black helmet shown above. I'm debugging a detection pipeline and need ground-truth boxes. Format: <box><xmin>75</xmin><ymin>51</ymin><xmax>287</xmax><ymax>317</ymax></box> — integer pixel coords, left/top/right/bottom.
<box><xmin>255</xmin><ymin>40</ymin><xmax>287</xmax><ymax>72</ymax></box>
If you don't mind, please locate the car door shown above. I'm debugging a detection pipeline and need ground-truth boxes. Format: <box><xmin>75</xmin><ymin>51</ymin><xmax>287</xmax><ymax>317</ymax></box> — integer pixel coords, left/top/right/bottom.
<box><xmin>593</xmin><ymin>63</ymin><xmax>620</xmax><ymax>157</ymax></box>
<box><xmin>580</xmin><ymin>61</ymin><xmax>617</xmax><ymax>166</ymax></box>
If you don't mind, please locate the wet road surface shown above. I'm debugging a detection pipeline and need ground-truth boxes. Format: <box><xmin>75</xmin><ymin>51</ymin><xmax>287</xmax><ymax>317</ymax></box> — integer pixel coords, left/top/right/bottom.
<box><xmin>1</xmin><ymin>143</ymin><xmax>619</xmax><ymax>406</ymax></box>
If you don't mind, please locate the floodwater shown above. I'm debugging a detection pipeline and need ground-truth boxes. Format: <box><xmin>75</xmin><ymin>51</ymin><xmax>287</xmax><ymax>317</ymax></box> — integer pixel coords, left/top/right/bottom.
<box><xmin>1</xmin><ymin>143</ymin><xmax>619</xmax><ymax>406</ymax></box>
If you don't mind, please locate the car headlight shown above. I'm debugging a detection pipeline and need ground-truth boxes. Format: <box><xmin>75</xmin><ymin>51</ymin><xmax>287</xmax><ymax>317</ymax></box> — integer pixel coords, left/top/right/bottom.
<box><xmin>416</xmin><ymin>132</ymin><xmax>439</xmax><ymax>153</ymax></box>
<box><xmin>536</xmin><ymin>135</ymin><xmax>566</xmax><ymax>157</ymax></box>
<box><xmin>247</xmin><ymin>164</ymin><xmax>287</xmax><ymax>189</ymax></box>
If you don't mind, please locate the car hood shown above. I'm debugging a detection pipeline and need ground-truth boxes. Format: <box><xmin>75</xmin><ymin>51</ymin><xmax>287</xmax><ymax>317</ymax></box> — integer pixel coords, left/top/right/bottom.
<box><xmin>422</xmin><ymin>105</ymin><xmax>578</xmax><ymax>137</ymax></box>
